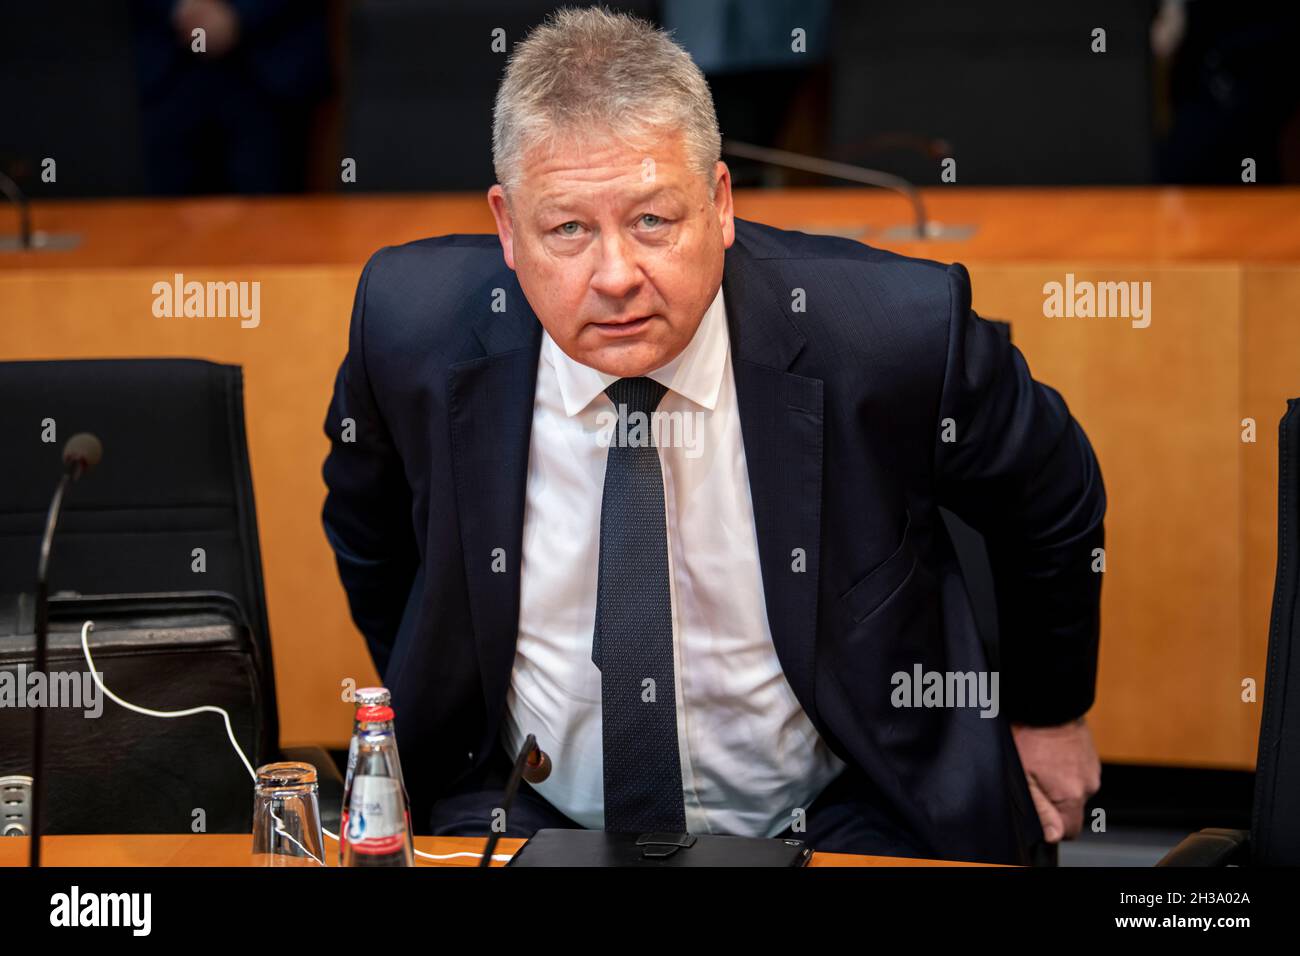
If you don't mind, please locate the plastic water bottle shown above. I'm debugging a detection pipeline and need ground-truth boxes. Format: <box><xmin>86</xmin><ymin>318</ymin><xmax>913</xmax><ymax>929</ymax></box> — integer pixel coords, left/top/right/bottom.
<box><xmin>340</xmin><ymin>704</ymin><xmax>414</xmax><ymax>867</ymax></box>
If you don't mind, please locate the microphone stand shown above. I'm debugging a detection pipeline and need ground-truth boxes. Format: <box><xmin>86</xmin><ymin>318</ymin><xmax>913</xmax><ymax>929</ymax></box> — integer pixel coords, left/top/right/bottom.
<box><xmin>0</xmin><ymin>168</ymin><xmax>81</xmax><ymax>252</ymax></box>
<box><xmin>0</xmin><ymin>170</ymin><xmax>32</xmax><ymax>250</ymax></box>
<box><xmin>721</xmin><ymin>139</ymin><xmax>977</xmax><ymax>241</ymax></box>
<box><xmin>29</xmin><ymin>461</ymin><xmax>81</xmax><ymax>867</ymax></box>
<box><xmin>479</xmin><ymin>734</ymin><xmax>540</xmax><ymax>868</ymax></box>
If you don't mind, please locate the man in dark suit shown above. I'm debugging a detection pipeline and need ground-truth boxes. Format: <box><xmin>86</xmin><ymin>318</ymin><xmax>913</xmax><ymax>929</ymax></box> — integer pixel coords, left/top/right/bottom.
<box><xmin>322</xmin><ymin>8</ymin><xmax>1104</xmax><ymax>865</ymax></box>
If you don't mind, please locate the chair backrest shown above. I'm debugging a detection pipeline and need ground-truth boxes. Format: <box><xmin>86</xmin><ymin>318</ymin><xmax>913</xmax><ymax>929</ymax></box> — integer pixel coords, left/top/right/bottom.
<box><xmin>0</xmin><ymin>358</ymin><xmax>278</xmax><ymax>755</ymax></box>
<box><xmin>826</xmin><ymin>0</ymin><xmax>1154</xmax><ymax>185</ymax></box>
<box><xmin>1252</xmin><ymin>398</ymin><xmax>1300</xmax><ymax>864</ymax></box>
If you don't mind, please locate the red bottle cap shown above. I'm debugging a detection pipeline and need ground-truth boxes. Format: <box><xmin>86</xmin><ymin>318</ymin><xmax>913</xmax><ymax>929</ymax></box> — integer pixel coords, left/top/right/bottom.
<box><xmin>356</xmin><ymin>705</ymin><xmax>394</xmax><ymax>722</ymax></box>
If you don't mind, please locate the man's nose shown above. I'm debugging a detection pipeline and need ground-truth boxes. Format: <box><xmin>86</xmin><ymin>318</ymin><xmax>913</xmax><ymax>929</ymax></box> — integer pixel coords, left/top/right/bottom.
<box><xmin>589</xmin><ymin>232</ymin><xmax>641</xmax><ymax>298</ymax></box>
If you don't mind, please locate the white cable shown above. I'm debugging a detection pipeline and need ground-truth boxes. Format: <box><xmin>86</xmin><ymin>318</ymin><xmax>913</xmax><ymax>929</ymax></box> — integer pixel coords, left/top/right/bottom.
<box><xmin>416</xmin><ymin>847</ymin><xmax>514</xmax><ymax>863</ymax></box>
<box><xmin>321</xmin><ymin>828</ymin><xmax>511</xmax><ymax>863</ymax></box>
<box><xmin>77</xmin><ymin>620</ymin><xmax>512</xmax><ymax>865</ymax></box>
<box><xmin>80</xmin><ymin>620</ymin><xmax>257</xmax><ymax>782</ymax></box>
<box><xmin>81</xmin><ymin>619</ymin><xmax>321</xmax><ymax>864</ymax></box>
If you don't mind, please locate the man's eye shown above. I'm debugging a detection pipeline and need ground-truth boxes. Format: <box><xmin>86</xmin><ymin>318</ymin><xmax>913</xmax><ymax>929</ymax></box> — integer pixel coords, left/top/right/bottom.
<box><xmin>553</xmin><ymin>221</ymin><xmax>582</xmax><ymax>237</ymax></box>
<box><xmin>639</xmin><ymin>214</ymin><xmax>665</xmax><ymax>228</ymax></box>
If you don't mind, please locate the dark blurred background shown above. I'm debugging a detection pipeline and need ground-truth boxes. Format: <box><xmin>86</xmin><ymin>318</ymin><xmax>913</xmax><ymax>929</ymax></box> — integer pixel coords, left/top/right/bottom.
<box><xmin>3</xmin><ymin>0</ymin><xmax>1298</xmax><ymax>198</ymax></box>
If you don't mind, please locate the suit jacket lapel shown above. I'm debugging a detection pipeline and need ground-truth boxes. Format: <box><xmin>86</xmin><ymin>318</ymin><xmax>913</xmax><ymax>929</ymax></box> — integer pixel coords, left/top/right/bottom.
<box><xmin>447</xmin><ymin>274</ymin><xmax>541</xmax><ymax>756</ymax></box>
<box><xmin>723</xmin><ymin>232</ymin><xmax>826</xmax><ymax>729</ymax></box>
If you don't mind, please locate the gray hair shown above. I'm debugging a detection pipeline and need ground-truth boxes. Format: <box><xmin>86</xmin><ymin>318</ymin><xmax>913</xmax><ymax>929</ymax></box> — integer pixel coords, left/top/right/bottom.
<box><xmin>491</xmin><ymin>6</ymin><xmax>721</xmax><ymax>191</ymax></box>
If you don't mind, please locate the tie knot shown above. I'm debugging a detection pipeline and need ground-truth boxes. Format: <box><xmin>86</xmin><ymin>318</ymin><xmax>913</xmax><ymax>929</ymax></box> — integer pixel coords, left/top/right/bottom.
<box><xmin>604</xmin><ymin>376</ymin><xmax>668</xmax><ymax>418</ymax></box>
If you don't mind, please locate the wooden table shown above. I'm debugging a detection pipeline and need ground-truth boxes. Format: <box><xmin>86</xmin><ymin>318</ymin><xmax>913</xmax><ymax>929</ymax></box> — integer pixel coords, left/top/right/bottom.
<box><xmin>0</xmin><ymin>833</ymin><xmax>993</xmax><ymax>867</ymax></box>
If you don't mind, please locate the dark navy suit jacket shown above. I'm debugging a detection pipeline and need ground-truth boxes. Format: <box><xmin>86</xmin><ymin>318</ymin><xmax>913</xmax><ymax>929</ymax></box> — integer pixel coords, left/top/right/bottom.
<box><xmin>321</xmin><ymin>217</ymin><xmax>1106</xmax><ymax>865</ymax></box>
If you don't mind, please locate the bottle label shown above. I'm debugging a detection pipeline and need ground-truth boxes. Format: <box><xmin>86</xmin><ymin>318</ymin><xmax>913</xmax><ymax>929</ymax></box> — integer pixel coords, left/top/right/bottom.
<box><xmin>345</xmin><ymin>775</ymin><xmax>405</xmax><ymax>854</ymax></box>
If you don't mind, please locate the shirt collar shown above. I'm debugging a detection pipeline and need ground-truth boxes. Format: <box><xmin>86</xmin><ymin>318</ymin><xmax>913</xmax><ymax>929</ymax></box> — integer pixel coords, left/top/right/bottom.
<box><xmin>544</xmin><ymin>284</ymin><xmax>728</xmax><ymax>418</ymax></box>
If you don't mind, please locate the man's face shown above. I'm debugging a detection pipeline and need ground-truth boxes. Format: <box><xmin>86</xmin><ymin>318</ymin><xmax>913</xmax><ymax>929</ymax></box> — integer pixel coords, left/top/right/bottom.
<box><xmin>487</xmin><ymin>128</ymin><xmax>735</xmax><ymax>378</ymax></box>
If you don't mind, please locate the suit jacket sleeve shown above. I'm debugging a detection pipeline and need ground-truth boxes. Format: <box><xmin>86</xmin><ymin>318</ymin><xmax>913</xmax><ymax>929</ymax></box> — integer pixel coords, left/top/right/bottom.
<box><xmin>933</xmin><ymin>263</ymin><xmax>1107</xmax><ymax>726</ymax></box>
<box><xmin>321</xmin><ymin>250</ymin><xmax>419</xmax><ymax>676</ymax></box>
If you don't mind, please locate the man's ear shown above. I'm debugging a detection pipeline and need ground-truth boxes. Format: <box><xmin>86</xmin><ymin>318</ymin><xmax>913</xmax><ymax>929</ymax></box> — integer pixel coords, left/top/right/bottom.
<box><xmin>487</xmin><ymin>184</ymin><xmax>517</xmax><ymax>270</ymax></box>
<box><xmin>712</xmin><ymin>161</ymin><xmax>736</xmax><ymax>249</ymax></box>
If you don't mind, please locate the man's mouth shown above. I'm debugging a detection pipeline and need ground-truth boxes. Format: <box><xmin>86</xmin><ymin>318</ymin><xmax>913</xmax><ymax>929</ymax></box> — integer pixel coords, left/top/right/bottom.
<box><xmin>591</xmin><ymin>314</ymin><xmax>654</xmax><ymax>335</ymax></box>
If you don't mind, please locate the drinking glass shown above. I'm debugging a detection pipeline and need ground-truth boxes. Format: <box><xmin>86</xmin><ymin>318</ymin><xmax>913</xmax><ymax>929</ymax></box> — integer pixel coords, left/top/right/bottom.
<box><xmin>252</xmin><ymin>762</ymin><xmax>326</xmax><ymax>867</ymax></box>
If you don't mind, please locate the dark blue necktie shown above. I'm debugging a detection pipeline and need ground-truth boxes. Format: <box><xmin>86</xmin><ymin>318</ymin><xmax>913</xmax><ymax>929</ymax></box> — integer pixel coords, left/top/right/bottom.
<box><xmin>593</xmin><ymin>376</ymin><xmax>687</xmax><ymax>833</ymax></box>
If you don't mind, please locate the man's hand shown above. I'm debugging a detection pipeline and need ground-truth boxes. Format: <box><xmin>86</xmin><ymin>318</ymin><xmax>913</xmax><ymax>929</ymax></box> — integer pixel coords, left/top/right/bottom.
<box><xmin>1011</xmin><ymin>716</ymin><xmax>1101</xmax><ymax>843</ymax></box>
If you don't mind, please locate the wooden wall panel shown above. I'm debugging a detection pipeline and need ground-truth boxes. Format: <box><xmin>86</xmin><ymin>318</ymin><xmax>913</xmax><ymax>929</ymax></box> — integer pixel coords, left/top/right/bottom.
<box><xmin>1241</xmin><ymin>270</ymin><xmax>1300</xmax><ymax>764</ymax></box>
<box><xmin>964</xmin><ymin>266</ymin><xmax>1246</xmax><ymax>766</ymax></box>
<box><xmin>2</xmin><ymin>191</ymin><xmax>1296</xmax><ymax>764</ymax></box>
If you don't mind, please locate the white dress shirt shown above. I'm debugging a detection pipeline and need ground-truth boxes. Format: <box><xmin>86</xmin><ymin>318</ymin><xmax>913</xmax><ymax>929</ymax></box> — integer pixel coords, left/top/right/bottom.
<box><xmin>501</xmin><ymin>284</ymin><xmax>846</xmax><ymax>836</ymax></box>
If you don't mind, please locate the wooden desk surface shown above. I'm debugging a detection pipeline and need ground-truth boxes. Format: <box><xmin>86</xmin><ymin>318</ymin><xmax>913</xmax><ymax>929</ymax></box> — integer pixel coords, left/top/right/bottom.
<box><xmin>0</xmin><ymin>833</ymin><xmax>994</xmax><ymax>867</ymax></box>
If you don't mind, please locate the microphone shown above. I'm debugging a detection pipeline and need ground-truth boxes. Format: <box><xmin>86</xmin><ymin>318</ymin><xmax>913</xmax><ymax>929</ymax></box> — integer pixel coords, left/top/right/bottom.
<box><xmin>479</xmin><ymin>735</ymin><xmax>551</xmax><ymax>867</ymax></box>
<box><xmin>0</xmin><ymin>169</ymin><xmax>32</xmax><ymax>250</ymax></box>
<box><xmin>523</xmin><ymin>744</ymin><xmax>551</xmax><ymax>785</ymax></box>
<box><xmin>29</xmin><ymin>433</ymin><xmax>102</xmax><ymax>867</ymax></box>
<box><xmin>0</xmin><ymin>168</ymin><xmax>81</xmax><ymax>252</ymax></box>
<box><xmin>721</xmin><ymin>139</ymin><xmax>976</xmax><ymax>241</ymax></box>
<box><xmin>62</xmin><ymin>433</ymin><xmax>103</xmax><ymax>478</ymax></box>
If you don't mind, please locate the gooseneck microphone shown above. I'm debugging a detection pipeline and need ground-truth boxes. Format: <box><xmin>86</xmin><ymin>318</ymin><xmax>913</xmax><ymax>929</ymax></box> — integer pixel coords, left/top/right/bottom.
<box><xmin>0</xmin><ymin>169</ymin><xmax>32</xmax><ymax>250</ymax></box>
<box><xmin>479</xmin><ymin>735</ymin><xmax>552</xmax><ymax>867</ymax></box>
<box><xmin>722</xmin><ymin>139</ymin><xmax>931</xmax><ymax>237</ymax></box>
<box><xmin>29</xmin><ymin>433</ymin><xmax>102</xmax><ymax>867</ymax></box>
<box><xmin>720</xmin><ymin>139</ymin><xmax>977</xmax><ymax>241</ymax></box>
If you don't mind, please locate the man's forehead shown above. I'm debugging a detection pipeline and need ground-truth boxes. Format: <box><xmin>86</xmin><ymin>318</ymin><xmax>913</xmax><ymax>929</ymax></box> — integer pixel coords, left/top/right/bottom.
<box><xmin>529</xmin><ymin>181</ymin><xmax>683</xmax><ymax>212</ymax></box>
<box><xmin>517</xmin><ymin>126</ymin><xmax>692</xmax><ymax>185</ymax></box>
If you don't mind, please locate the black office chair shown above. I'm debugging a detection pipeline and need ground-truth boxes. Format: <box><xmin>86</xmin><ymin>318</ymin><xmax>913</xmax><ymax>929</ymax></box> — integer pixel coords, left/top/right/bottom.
<box><xmin>1157</xmin><ymin>399</ymin><xmax>1300</xmax><ymax>865</ymax></box>
<box><xmin>0</xmin><ymin>358</ymin><xmax>341</xmax><ymax>834</ymax></box>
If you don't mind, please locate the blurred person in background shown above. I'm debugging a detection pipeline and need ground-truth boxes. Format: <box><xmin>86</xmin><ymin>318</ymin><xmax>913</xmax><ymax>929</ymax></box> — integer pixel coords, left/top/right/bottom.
<box><xmin>130</xmin><ymin>0</ymin><xmax>331</xmax><ymax>194</ymax></box>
